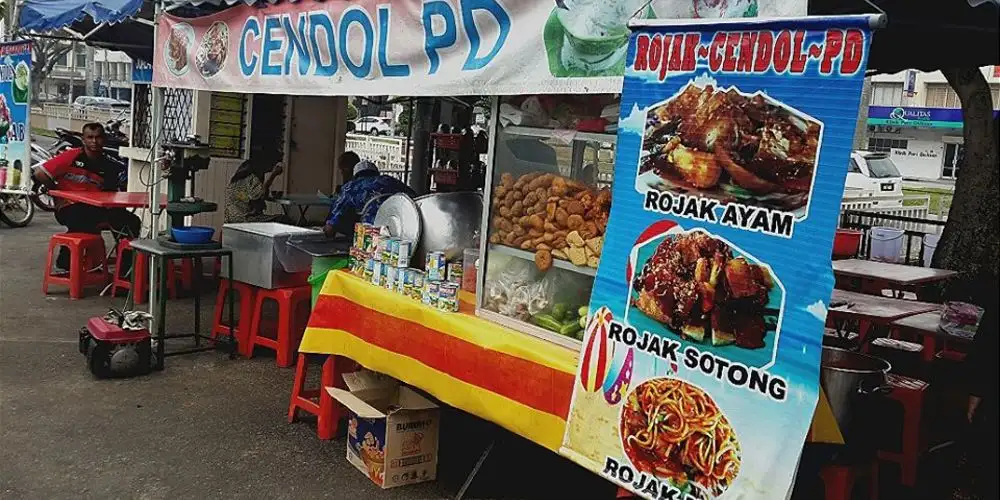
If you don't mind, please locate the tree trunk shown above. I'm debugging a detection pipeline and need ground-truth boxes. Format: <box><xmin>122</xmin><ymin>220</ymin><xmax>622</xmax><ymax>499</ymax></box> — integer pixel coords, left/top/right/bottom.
<box><xmin>931</xmin><ymin>68</ymin><xmax>999</xmax><ymax>307</ymax></box>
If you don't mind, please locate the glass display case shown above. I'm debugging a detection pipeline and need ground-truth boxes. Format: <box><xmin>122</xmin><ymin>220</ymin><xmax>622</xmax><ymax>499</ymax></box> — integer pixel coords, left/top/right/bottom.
<box><xmin>476</xmin><ymin>94</ymin><xmax>619</xmax><ymax>349</ymax></box>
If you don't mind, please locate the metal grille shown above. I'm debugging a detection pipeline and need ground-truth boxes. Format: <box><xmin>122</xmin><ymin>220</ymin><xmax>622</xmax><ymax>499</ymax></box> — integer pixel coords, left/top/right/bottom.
<box><xmin>131</xmin><ymin>84</ymin><xmax>153</xmax><ymax>148</ymax></box>
<box><xmin>161</xmin><ymin>88</ymin><xmax>194</xmax><ymax>143</ymax></box>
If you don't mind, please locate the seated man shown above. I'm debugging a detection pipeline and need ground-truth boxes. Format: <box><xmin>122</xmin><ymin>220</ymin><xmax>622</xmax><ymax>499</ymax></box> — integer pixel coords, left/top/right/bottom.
<box><xmin>33</xmin><ymin>123</ymin><xmax>140</xmax><ymax>269</ymax></box>
<box><xmin>323</xmin><ymin>153</ymin><xmax>415</xmax><ymax>238</ymax></box>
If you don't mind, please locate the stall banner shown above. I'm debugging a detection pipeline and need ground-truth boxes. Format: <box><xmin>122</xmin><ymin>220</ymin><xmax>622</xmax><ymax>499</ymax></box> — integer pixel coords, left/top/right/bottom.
<box><xmin>153</xmin><ymin>0</ymin><xmax>804</xmax><ymax>96</ymax></box>
<box><xmin>0</xmin><ymin>41</ymin><xmax>32</xmax><ymax>190</ymax></box>
<box><xmin>560</xmin><ymin>16</ymin><xmax>872</xmax><ymax>499</ymax></box>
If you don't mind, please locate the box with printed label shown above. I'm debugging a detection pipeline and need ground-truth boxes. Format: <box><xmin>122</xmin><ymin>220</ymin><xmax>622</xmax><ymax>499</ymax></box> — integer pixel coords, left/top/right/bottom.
<box><xmin>326</xmin><ymin>371</ymin><xmax>440</xmax><ymax>489</ymax></box>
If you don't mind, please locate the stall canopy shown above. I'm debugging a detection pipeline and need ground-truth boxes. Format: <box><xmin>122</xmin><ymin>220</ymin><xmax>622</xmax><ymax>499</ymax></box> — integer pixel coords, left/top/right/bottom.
<box><xmin>18</xmin><ymin>0</ymin><xmax>145</xmax><ymax>32</ymax></box>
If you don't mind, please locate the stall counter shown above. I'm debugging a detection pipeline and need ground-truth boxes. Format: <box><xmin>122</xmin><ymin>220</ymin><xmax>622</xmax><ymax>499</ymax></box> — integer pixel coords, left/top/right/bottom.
<box><xmin>300</xmin><ymin>271</ymin><xmax>842</xmax><ymax>452</ymax></box>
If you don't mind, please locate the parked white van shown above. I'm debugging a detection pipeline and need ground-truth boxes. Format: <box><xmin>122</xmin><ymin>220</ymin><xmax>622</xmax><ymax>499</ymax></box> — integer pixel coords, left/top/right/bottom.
<box><xmin>843</xmin><ymin>151</ymin><xmax>904</xmax><ymax>207</ymax></box>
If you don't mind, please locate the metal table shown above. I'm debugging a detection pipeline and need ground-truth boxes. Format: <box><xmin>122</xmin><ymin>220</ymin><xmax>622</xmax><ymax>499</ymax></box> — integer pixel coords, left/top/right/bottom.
<box><xmin>271</xmin><ymin>194</ymin><xmax>332</xmax><ymax>225</ymax></box>
<box><xmin>129</xmin><ymin>238</ymin><xmax>235</xmax><ymax>370</ymax></box>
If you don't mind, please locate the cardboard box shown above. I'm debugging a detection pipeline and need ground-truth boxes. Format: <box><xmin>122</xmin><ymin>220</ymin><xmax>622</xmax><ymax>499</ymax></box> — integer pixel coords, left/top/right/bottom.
<box><xmin>327</xmin><ymin>371</ymin><xmax>440</xmax><ymax>489</ymax></box>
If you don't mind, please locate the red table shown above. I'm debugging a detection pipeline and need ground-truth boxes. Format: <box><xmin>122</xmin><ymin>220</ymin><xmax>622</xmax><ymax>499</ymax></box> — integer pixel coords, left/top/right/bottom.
<box><xmin>49</xmin><ymin>190</ymin><xmax>167</xmax><ymax>208</ymax></box>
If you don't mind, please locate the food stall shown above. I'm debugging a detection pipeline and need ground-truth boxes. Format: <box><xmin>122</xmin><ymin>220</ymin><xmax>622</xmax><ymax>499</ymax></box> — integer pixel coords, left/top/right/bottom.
<box><xmin>150</xmin><ymin>1</ymin><xmax>869</xmax><ymax>497</ymax></box>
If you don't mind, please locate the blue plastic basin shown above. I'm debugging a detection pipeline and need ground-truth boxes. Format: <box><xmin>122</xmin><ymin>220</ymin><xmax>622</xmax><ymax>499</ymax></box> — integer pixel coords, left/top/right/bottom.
<box><xmin>171</xmin><ymin>226</ymin><xmax>215</xmax><ymax>244</ymax></box>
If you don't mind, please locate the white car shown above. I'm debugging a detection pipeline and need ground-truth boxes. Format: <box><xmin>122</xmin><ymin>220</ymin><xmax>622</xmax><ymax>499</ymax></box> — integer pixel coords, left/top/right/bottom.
<box><xmin>843</xmin><ymin>151</ymin><xmax>904</xmax><ymax>207</ymax></box>
<box><xmin>353</xmin><ymin>116</ymin><xmax>392</xmax><ymax>135</ymax></box>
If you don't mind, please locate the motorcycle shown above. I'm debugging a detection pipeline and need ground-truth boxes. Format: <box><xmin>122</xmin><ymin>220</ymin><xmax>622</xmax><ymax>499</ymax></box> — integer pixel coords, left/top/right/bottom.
<box><xmin>50</xmin><ymin>111</ymin><xmax>130</xmax><ymax>157</ymax></box>
<box><xmin>0</xmin><ymin>159</ymin><xmax>34</xmax><ymax>228</ymax></box>
<box><xmin>28</xmin><ymin>145</ymin><xmax>57</xmax><ymax>212</ymax></box>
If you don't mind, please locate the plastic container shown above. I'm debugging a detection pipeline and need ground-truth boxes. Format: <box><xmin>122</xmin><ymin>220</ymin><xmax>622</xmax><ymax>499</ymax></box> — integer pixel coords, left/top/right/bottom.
<box><xmin>308</xmin><ymin>255</ymin><xmax>349</xmax><ymax>307</ymax></box>
<box><xmin>869</xmin><ymin>226</ymin><xmax>905</xmax><ymax>263</ymax></box>
<box><xmin>832</xmin><ymin>229</ymin><xmax>862</xmax><ymax>259</ymax></box>
<box><xmin>922</xmin><ymin>233</ymin><xmax>941</xmax><ymax>267</ymax></box>
<box><xmin>462</xmin><ymin>248</ymin><xmax>479</xmax><ymax>293</ymax></box>
<box><xmin>171</xmin><ymin>226</ymin><xmax>216</xmax><ymax>244</ymax></box>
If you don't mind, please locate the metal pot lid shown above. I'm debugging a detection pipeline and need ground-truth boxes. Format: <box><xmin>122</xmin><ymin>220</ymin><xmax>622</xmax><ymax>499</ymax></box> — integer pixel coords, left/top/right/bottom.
<box><xmin>373</xmin><ymin>194</ymin><xmax>422</xmax><ymax>243</ymax></box>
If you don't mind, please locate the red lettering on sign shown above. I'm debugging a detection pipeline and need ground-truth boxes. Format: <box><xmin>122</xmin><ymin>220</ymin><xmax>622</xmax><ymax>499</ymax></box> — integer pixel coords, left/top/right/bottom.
<box><xmin>682</xmin><ymin>33</ymin><xmax>699</xmax><ymax>72</ymax></box>
<box><xmin>773</xmin><ymin>30</ymin><xmax>792</xmax><ymax>73</ymax></box>
<box><xmin>649</xmin><ymin>34</ymin><xmax>663</xmax><ymax>75</ymax></box>
<box><xmin>753</xmin><ymin>31</ymin><xmax>773</xmax><ymax>72</ymax></box>
<box><xmin>735</xmin><ymin>32</ymin><xmax>756</xmax><ymax>73</ymax></box>
<box><xmin>708</xmin><ymin>32</ymin><xmax>726</xmax><ymax>72</ymax></box>
<box><xmin>659</xmin><ymin>34</ymin><xmax>673</xmax><ymax>80</ymax></box>
<box><xmin>722</xmin><ymin>32</ymin><xmax>740</xmax><ymax>72</ymax></box>
<box><xmin>634</xmin><ymin>34</ymin><xmax>650</xmax><ymax>71</ymax></box>
<box><xmin>789</xmin><ymin>31</ymin><xmax>809</xmax><ymax>73</ymax></box>
<box><xmin>840</xmin><ymin>29</ymin><xmax>864</xmax><ymax>74</ymax></box>
<box><xmin>668</xmin><ymin>34</ymin><xmax>684</xmax><ymax>71</ymax></box>
<box><xmin>819</xmin><ymin>29</ymin><xmax>843</xmax><ymax>75</ymax></box>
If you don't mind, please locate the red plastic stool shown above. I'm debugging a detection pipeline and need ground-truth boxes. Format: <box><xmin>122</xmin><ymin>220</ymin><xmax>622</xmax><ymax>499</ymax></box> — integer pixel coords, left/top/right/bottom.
<box><xmin>288</xmin><ymin>354</ymin><xmax>356</xmax><ymax>440</ymax></box>
<box><xmin>244</xmin><ymin>285</ymin><xmax>311</xmax><ymax>367</ymax></box>
<box><xmin>819</xmin><ymin>460</ymin><xmax>879</xmax><ymax>500</ymax></box>
<box><xmin>111</xmin><ymin>240</ymin><xmax>178</xmax><ymax>304</ymax></box>
<box><xmin>43</xmin><ymin>233</ymin><xmax>109</xmax><ymax>299</ymax></box>
<box><xmin>877</xmin><ymin>373</ymin><xmax>929</xmax><ymax>487</ymax></box>
<box><xmin>211</xmin><ymin>280</ymin><xmax>257</xmax><ymax>348</ymax></box>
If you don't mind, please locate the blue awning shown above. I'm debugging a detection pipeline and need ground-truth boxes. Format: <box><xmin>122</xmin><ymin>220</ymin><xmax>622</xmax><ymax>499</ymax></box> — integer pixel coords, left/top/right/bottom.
<box><xmin>18</xmin><ymin>0</ymin><xmax>145</xmax><ymax>32</ymax></box>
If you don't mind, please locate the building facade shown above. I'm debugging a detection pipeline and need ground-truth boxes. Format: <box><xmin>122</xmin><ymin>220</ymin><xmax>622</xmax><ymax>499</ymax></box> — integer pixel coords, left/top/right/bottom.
<box><xmin>867</xmin><ymin>66</ymin><xmax>999</xmax><ymax>182</ymax></box>
<box><xmin>41</xmin><ymin>45</ymin><xmax>133</xmax><ymax>102</ymax></box>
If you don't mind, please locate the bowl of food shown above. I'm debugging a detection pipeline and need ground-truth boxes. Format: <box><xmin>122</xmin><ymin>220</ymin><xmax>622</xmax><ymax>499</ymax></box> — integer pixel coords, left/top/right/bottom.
<box><xmin>556</xmin><ymin>0</ymin><xmax>652</xmax><ymax>56</ymax></box>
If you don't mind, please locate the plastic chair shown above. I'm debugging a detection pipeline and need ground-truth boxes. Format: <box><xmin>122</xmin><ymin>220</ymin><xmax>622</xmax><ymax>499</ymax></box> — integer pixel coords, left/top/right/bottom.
<box><xmin>43</xmin><ymin>233</ymin><xmax>109</xmax><ymax>299</ymax></box>
<box><xmin>877</xmin><ymin>373</ymin><xmax>929</xmax><ymax>487</ymax></box>
<box><xmin>819</xmin><ymin>460</ymin><xmax>879</xmax><ymax>500</ymax></box>
<box><xmin>244</xmin><ymin>285</ymin><xmax>312</xmax><ymax>367</ymax></box>
<box><xmin>211</xmin><ymin>280</ymin><xmax>257</xmax><ymax>347</ymax></box>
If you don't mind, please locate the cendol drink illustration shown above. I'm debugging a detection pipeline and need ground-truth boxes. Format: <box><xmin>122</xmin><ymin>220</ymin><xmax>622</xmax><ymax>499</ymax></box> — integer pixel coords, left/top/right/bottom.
<box><xmin>545</xmin><ymin>0</ymin><xmax>653</xmax><ymax>77</ymax></box>
<box><xmin>12</xmin><ymin>61</ymin><xmax>30</xmax><ymax>104</ymax></box>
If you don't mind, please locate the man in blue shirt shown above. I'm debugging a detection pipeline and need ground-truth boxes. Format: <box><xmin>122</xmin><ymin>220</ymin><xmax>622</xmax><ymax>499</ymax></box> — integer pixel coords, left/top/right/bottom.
<box><xmin>323</xmin><ymin>153</ymin><xmax>415</xmax><ymax>237</ymax></box>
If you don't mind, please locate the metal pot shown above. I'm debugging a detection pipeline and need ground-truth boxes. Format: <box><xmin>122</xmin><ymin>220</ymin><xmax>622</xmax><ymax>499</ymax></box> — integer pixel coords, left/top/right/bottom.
<box><xmin>820</xmin><ymin>347</ymin><xmax>891</xmax><ymax>445</ymax></box>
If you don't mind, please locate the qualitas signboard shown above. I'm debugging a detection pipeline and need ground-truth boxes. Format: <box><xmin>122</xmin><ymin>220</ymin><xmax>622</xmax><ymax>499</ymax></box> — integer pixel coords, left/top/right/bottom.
<box><xmin>152</xmin><ymin>0</ymin><xmax>805</xmax><ymax>95</ymax></box>
<box><xmin>560</xmin><ymin>16</ymin><xmax>874</xmax><ymax>500</ymax></box>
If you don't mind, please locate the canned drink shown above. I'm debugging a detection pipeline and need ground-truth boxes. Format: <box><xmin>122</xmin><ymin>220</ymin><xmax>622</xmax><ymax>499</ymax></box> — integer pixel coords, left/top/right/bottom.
<box><xmin>410</xmin><ymin>269</ymin><xmax>425</xmax><ymax>298</ymax></box>
<box><xmin>447</xmin><ymin>262</ymin><xmax>463</xmax><ymax>283</ymax></box>
<box><xmin>363</xmin><ymin>258</ymin><xmax>375</xmax><ymax>281</ymax></box>
<box><xmin>437</xmin><ymin>281</ymin><xmax>459</xmax><ymax>312</ymax></box>
<box><xmin>422</xmin><ymin>280</ymin><xmax>439</xmax><ymax>306</ymax></box>
<box><xmin>371</xmin><ymin>260</ymin><xmax>383</xmax><ymax>286</ymax></box>
<box><xmin>426</xmin><ymin>251</ymin><xmax>446</xmax><ymax>281</ymax></box>
<box><xmin>382</xmin><ymin>237</ymin><xmax>397</xmax><ymax>264</ymax></box>
<box><xmin>354</xmin><ymin>223</ymin><xmax>367</xmax><ymax>251</ymax></box>
<box><xmin>397</xmin><ymin>239</ymin><xmax>412</xmax><ymax>268</ymax></box>
<box><xmin>363</xmin><ymin>225</ymin><xmax>381</xmax><ymax>256</ymax></box>
<box><xmin>385</xmin><ymin>266</ymin><xmax>399</xmax><ymax>291</ymax></box>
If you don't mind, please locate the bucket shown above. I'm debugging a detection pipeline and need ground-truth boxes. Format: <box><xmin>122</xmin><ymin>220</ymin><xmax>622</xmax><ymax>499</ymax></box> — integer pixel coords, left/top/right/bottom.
<box><xmin>820</xmin><ymin>347</ymin><xmax>891</xmax><ymax>445</ymax></box>
<box><xmin>308</xmin><ymin>255</ymin><xmax>349</xmax><ymax>307</ymax></box>
<box><xmin>869</xmin><ymin>226</ymin><xmax>904</xmax><ymax>263</ymax></box>
<box><xmin>832</xmin><ymin>229</ymin><xmax>862</xmax><ymax>259</ymax></box>
<box><xmin>922</xmin><ymin>233</ymin><xmax>941</xmax><ymax>267</ymax></box>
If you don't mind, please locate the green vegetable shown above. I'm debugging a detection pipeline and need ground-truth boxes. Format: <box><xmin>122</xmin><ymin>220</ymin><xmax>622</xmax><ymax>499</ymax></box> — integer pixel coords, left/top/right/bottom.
<box><xmin>560</xmin><ymin>319</ymin><xmax>583</xmax><ymax>337</ymax></box>
<box><xmin>578</xmin><ymin>306</ymin><xmax>589</xmax><ymax>318</ymax></box>
<box><xmin>551</xmin><ymin>303</ymin><xmax>568</xmax><ymax>321</ymax></box>
<box><xmin>574</xmin><ymin>328</ymin><xmax>585</xmax><ymax>341</ymax></box>
<box><xmin>531</xmin><ymin>314</ymin><xmax>563</xmax><ymax>332</ymax></box>
<box><xmin>579</xmin><ymin>316</ymin><xmax>587</xmax><ymax>329</ymax></box>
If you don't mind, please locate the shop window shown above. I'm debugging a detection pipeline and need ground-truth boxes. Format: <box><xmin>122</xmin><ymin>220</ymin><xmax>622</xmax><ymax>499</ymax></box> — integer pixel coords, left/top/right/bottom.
<box><xmin>867</xmin><ymin>137</ymin><xmax>908</xmax><ymax>153</ymax></box>
<box><xmin>162</xmin><ymin>88</ymin><xmax>194</xmax><ymax>143</ymax></box>
<box><xmin>870</xmin><ymin>83</ymin><xmax>903</xmax><ymax>106</ymax></box>
<box><xmin>208</xmin><ymin>93</ymin><xmax>248</xmax><ymax>158</ymax></box>
<box><xmin>942</xmin><ymin>143</ymin><xmax>964</xmax><ymax>179</ymax></box>
<box><xmin>131</xmin><ymin>84</ymin><xmax>152</xmax><ymax>149</ymax></box>
<box><xmin>925</xmin><ymin>83</ymin><xmax>961</xmax><ymax>108</ymax></box>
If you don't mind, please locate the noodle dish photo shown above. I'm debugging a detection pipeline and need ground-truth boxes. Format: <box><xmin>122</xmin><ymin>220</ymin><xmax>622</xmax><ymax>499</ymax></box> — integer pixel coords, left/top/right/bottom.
<box><xmin>620</xmin><ymin>377</ymin><xmax>741</xmax><ymax>499</ymax></box>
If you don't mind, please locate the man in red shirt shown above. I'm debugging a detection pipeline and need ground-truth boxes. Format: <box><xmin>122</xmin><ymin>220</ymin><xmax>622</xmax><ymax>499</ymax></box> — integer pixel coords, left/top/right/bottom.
<box><xmin>33</xmin><ymin>123</ymin><xmax>140</xmax><ymax>268</ymax></box>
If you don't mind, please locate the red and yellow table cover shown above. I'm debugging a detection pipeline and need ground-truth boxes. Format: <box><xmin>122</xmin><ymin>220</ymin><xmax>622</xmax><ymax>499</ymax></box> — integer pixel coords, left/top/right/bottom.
<box><xmin>300</xmin><ymin>271</ymin><xmax>842</xmax><ymax>452</ymax></box>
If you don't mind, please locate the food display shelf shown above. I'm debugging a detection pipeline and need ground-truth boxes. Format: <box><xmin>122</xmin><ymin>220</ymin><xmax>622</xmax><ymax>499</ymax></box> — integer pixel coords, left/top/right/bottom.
<box><xmin>477</xmin><ymin>308</ymin><xmax>582</xmax><ymax>351</ymax></box>
<box><xmin>488</xmin><ymin>244</ymin><xmax>597</xmax><ymax>277</ymax></box>
<box><xmin>502</xmin><ymin>126</ymin><xmax>617</xmax><ymax>145</ymax></box>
